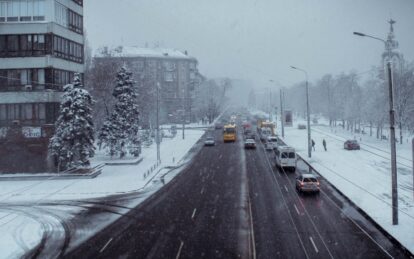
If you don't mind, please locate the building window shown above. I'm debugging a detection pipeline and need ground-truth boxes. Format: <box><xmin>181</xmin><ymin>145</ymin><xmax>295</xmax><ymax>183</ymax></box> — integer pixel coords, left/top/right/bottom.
<box><xmin>71</xmin><ymin>0</ymin><xmax>82</xmax><ymax>6</ymax></box>
<box><xmin>55</xmin><ymin>2</ymin><xmax>83</xmax><ymax>34</ymax></box>
<box><xmin>0</xmin><ymin>0</ymin><xmax>45</xmax><ymax>23</ymax></box>
<box><xmin>0</xmin><ymin>34</ymin><xmax>50</xmax><ymax>57</ymax></box>
<box><xmin>0</xmin><ymin>68</ymin><xmax>46</xmax><ymax>91</ymax></box>
<box><xmin>52</xmin><ymin>35</ymin><xmax>83</xmax><ymax>63</ymax></box>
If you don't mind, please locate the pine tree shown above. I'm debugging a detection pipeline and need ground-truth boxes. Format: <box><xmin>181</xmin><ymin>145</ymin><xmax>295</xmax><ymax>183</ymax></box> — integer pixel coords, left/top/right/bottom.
<box><xmin>98</xmin><ymin>66</ymin><xmax>140</xmax><ymax>158</ymax></box>
<box><xmin>49</xmin><ymin>74</ymin><xmax>95</xmax><ymax>171</ymax></box>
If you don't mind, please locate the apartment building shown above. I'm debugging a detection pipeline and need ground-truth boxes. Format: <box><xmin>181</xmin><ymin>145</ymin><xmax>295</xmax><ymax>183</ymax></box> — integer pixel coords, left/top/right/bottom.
<box><xmin>95</xmin><ymin>47</ymin><xmax>201</xmax><ymax>127</ymax></box>
<box><xmin>0</xmin><ymin>0</ymin><xmax>84</xmax><ymax>172</ymax></box>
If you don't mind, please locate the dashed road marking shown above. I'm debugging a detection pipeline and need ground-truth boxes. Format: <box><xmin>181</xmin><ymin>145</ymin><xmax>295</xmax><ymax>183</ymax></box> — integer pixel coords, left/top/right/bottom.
<box><xmin>175</xmin><ymin>241</ymin><xmax>184</xmax><ymax>259</ymax></box>
<box><xmin>200</xmin><ymin>187</ymin><xmax>204</xmax><ymax>195</ymax></box>
<box><xmin>294</xmin><ymin>204</ymin><xmax>300</xmax><ymax>215</ymax></box>
<box><xmin>191</xmin><ymin>208</ymin><xmax>197</xmax><ymax>220</ymax></box>
<box><xmin>309</xmin><ymin>236</ymin><xmax>319</xmax><ymax>253</ymax></box>
<box><xmin>284</xmin><ymin>185</ymin><xmax>289</xmax><ymax>192</ymax></box>
<box><xmin>99</xmin><ymin>237</ymin><xmax>113</xmax><ymax>253</ymax></box>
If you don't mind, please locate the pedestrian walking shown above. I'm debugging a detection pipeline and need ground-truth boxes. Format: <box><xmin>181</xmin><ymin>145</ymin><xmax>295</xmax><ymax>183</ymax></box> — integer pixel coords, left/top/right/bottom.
<box><xmin>322</xmin><ymin>139</ymin><xmax>327</xmax><ymax>151</ymax></box>
<box><xmin>311</xmin><ymin>139</ymin><xmax>315</xmax><ymax>151</ymax></box>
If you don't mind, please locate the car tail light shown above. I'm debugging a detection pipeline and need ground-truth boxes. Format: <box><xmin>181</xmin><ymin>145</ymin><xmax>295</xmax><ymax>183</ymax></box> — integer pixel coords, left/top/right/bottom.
<box><xmin>316</xmin><ymin>182</ymin><xmax>320</xmax><ymax>186</ymax></box>
<box><xmin>300</xmin><ymin>182</ymin><xmax>304</xmax><ymax>187</ymax></box>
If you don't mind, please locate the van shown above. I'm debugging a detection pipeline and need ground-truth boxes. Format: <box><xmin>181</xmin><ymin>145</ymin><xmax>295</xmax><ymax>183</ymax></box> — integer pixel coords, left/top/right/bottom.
<box><xmin>275</xmin><ymin>146</ymin><xmax>296</xmax><ymax>170</ymax></box>
<box><xmin>266</xmin><ymin>136</ymin><xmax>278</xmax><ymax>149</ymax></box>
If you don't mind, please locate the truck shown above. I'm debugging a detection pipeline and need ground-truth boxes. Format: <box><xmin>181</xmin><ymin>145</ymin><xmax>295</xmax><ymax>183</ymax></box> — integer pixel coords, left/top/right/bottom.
<box><xmin>257</xmin><ymin>120</ymin><xmax>276</xmax><ymax>141</ymax></box>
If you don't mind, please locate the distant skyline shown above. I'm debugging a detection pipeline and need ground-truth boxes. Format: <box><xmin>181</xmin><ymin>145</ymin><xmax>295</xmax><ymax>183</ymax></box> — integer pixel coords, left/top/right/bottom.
<box><xmin>85</xmin><ymin>0</ymin><xmax>414</xmax><ymax>88</ymax></box>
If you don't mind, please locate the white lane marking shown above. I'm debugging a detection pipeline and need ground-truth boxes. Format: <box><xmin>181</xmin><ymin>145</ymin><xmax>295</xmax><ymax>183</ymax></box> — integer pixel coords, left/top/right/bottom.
<box><xmin>219</xmin><ymin>154</ymin><xmax>223</xmax><ymax>159</ymax></box>
<box><xmin>175</xmin><ymin>241</ymin><xmax>184</xmax><ymax>259</ymax></box>
<box><xmin>248</xmin><ymin>195</ymin><xmax>257</xmax><ymax>259</ymax></box>
<box><xmin>284</xmin><ymin>185</ymin><xmax>289</xmax><ymax>192</ymax></box>
<box><xmin>99</xmin><ymin>237</ymin><xmax>113</xmax><ymax>253</ymax></box>
<box><xmin>309</xmin><ymin>236</ymin><xmax>319</xmax><ymax>253</ymax></box>
<box><xmin>200</xmin><ymin>187</ymin><xmax>204</xmax><ymax>195</ymax></box>
<box><xmin>293</xmin><ymin>204</ymin><xmax>300</xmax><ymax>215</ymax></box>
<box><xmin>191</xmin><ymin>208</ymin><xmax>197</xmax><ymax>220</ymax></box>
<box><xmin>320</xmin><ymin>191</ymin><xmax>394</xmax><ymax>258</ymax></box>
<box><xmin>260</xmin><ymin>141</ymin><xmax>310</xmax><ymax>259</ymax></box>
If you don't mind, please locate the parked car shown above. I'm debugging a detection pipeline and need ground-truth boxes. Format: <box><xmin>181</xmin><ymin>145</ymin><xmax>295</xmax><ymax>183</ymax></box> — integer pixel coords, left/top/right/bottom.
<box><xmin>344</xmin><ymin>140</ymin><xmax>360</xmax><ymax>150</ymax></box>
<box><xmin>298</xmin><ymin>124</ymin><xmax>306</xmax><ymax>129</ymax></box>
<box><xmin>296</xmin><ymin>174</ymin><xmax>320</xmax><ymax>193</ymax></box>
<box><xmin>244</xmin><ymin>139</ymin><xmax>256</xmax><ymax>149</ymax></box>
<box><xmin>204</xmin><ymin>136</ymin><xmax>215</xmax><ymax>146</ymax></box>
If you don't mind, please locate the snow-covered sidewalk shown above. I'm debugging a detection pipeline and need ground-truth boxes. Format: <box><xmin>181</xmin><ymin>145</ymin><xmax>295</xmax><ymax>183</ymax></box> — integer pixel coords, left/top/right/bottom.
<box><xmin>281</xmin><ymin>119</ymin><xmax>414</xmax><ymax>254</ymax></box>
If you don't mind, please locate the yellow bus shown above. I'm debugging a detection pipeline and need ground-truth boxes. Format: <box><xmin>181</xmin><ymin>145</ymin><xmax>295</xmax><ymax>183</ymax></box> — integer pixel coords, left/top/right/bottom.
<box><xmin>223</xmin><ymin>124</ymin><xmax>237</xmax><ymax>142</ymax></box>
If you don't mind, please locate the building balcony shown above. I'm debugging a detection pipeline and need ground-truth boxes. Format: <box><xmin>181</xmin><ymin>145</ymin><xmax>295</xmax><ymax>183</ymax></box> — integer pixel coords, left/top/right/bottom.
<box><xmin>0</xmin><ymin>91</ymin><xmax>63</xmax><ymax>104</ymax></box>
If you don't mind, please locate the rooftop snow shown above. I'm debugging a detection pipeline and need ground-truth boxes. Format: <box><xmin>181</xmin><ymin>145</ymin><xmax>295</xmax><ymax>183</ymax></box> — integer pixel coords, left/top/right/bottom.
<box><xmin>95</xmin><ymin>46</ymin><xmax>195</xmax><ymax>60</ymax></box>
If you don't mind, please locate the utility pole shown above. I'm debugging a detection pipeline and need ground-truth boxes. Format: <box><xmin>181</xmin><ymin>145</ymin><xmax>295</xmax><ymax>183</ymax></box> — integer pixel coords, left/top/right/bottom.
<box><xmin>280</xmin><ymin>88</ymin><xmax>285</xmax><ymax>138</ymax></box>
<box><xmin>182</xmin><ymin>88</ymin><xmax>185</xmax><ymax>140</ymax></box>
<box><xmin>290</xmin><ymin>66</ymin><xmax>311</xmax><ymax>158</ymax></box>
<box><xmin>387</xmin><ymin>60</ymin><xmax>398</xmax><ymax>224</ymax></box>
<box><xmin>412</xmin><ymin>138</ymin><xmax>414</xmax><ymax>200</ymax></box>
<box><xmin>156</xmin><ymin>82</ymin><xmax>160</xmax><ymax>163</ymax></box>
<box><xmin>354</xmin><ymin>20</ymin><xmax>400</xmax><ymax>224</ymax></box>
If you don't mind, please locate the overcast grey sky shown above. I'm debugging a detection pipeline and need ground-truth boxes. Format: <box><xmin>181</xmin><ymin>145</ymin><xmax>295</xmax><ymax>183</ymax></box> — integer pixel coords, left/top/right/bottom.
<box><xmin>85</xmin><ymin>0</ymin><xmax>414</xmax><ymax>87</ymax></box>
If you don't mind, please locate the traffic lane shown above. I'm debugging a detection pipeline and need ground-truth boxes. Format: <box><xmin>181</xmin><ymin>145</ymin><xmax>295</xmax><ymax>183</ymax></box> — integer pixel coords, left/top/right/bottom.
<box><xmin>65</xmin><ymin>128</ymin><xmax>244</xmax><ymax>259</ymax></box>
<box><xmin>271</xmin><ymin>153</ymin><xmax>401</xmax><ymax>258</ymax></box>
<box><xmin>178</xmin><ymin>136</ymin><xmax>243</xmax><ymax>258</ymax></box>
<box><xmin>254</xmin><ymin>142</ymin><xmax>335</xmax><ymax>258</ymax></box>
<box><xmin>64</xmin><ymin>131</ymin><xmax>217</xmax><ymax>258</ymax></box>
<box><xmin>245</xmin><ymin>145</ymin><xmax>309</xmax><ymax>258</ymax></box>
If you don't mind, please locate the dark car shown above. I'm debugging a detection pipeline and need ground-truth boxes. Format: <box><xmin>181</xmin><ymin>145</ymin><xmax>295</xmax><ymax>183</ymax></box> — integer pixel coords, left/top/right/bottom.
<box><xmin>215</xmin><ymin>123</ymin><xmax>223</xmax><ymax>129</ymax></box>
<box><xmin>344</xmin><ymin>140</ymin><xmax>360</xmax><ymax>150</ymax></box>
<box><xmin>298</xmin><ymin>124</ymin><xmax>306</xmax><ymax>129</ymax></box>
<box><xmin>244</xmin><ymin>139</ymin><xmax>256</xmax><ymax>149</ymax></box>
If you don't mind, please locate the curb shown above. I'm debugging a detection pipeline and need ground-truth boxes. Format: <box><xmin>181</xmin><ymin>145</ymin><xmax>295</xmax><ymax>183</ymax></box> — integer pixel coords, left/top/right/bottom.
<box><xmin>0</xmin><ymin>164</ymin><xmax>104</xmax><ymax>181</ymax></box>
<box><xmin>105</xmin><ymin>157</ymin><xmax>143</xmax><ymax>166</ymax></box>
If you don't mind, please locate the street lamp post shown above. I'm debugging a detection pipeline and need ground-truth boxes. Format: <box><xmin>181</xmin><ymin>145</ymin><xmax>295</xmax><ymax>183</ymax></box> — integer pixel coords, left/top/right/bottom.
<box><xmin>280</xmin><ymin>88</ymin><xmax>285</xmax><ymax>138</ymax></box>
<box><xmin>290</xmin><ymin>66</ymin><xmax>311</xmax><ymax>158</ymax></box>
<box><xmin>156</xmin><ymin>82</ymin><xmax>161</xmax><ymax>163</ymax></box>
<box><xmin>353</xmin><ymin>31</ymin><xmax>398</xmax><ymax>225</ymax></box>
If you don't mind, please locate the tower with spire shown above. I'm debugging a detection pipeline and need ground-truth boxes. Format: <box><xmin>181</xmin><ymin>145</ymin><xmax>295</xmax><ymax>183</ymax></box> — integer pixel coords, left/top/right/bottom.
<box><xmin>382</xmin><ymin>19</ymin><xmax>403</xmax><ymax>65</ymax></box>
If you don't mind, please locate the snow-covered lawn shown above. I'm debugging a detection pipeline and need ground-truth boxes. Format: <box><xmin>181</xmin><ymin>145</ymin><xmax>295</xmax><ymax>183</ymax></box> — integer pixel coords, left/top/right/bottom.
<box><xmin>0</xmin><ymin>128</ymin><xmax>205</xmax><ymax>258</ymax></box>
<box><xmin>280</xmin><ymin>118</ymin><xmax>414</xmax><ymax>254</ymax></box>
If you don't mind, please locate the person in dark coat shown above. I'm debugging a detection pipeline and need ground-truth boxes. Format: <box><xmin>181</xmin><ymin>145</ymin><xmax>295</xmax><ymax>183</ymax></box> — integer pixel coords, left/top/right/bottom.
<box><xmin>322</xmin><ymin>139</ymin><xmax>327</xmax><ymax>151</ymax></box>
<box><xmin>311</xmin><ymin>139</ymin><xmax>315</xmax><ymax>151</ymax></box>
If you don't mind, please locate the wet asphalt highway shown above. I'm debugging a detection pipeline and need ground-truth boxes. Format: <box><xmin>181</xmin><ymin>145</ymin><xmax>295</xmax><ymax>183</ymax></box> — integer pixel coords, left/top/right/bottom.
<box><xmin>64</xmin><ymin>124</ymin><xmax>409</xmax><ymax>259</ymax></box>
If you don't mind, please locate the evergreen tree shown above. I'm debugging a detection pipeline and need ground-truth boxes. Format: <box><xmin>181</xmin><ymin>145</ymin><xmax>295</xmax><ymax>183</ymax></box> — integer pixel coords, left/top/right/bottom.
<box><xmin>49</xmin><ymin>74</ymin><xmax>95</xmax><ymax>171</ymax></box>
<box><xmin>98</xmin><ymin>66</ymin><xmax>140</xmax><ymax>158</ymax></box>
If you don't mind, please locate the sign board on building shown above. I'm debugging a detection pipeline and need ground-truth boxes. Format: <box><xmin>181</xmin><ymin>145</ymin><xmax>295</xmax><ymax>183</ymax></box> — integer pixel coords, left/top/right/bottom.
<box><xmin>22</xmin><ymin>127</ymin><xmax>42</xmax><ymax>138</ymax></box>
<box><xmin>284</xmin><ymin>110</ymin><xmax>293</xmax><ymax>127</ymax></box>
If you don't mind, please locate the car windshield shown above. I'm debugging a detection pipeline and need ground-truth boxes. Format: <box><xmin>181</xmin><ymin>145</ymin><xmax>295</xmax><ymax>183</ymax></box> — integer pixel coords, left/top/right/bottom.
<box><xmin>4</xmin><ymin>2</ymin><xmax>411</xmax><ymax>258</ymax></box>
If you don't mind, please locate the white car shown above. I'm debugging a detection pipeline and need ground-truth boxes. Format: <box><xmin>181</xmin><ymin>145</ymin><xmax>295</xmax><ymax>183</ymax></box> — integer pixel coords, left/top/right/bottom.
<box><xmin>296</xmin><ymin>174</ymin><xmax>320</xmax><ymax>193</ymax></box>
<box><xmin>204</xmin><ymin>137</ymin><xmax>215</xmax><ymax>146</ymax></box>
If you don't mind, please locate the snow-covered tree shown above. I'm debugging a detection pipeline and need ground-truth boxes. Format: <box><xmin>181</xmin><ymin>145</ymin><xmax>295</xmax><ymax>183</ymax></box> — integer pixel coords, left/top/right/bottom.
<box><xmin>49</xmin><ymin>74</ymin><xmax>95</xmax><ymax>171</ymax></box>
<box><xmin>97</xmin><ymin>66</ymin><xmax>140</xmax><ymax>158</ymax></box>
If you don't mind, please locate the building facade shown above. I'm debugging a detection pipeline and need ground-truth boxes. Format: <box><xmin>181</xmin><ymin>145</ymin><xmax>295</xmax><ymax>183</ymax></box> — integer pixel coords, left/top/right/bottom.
<box><xmin>95</xmin><ymin>47</ymin><xmax>201</xmax><ymax>127</ymax></box>
<box><xmin>0</xmin><ymin>0</ymin><xmax>84</xmax><ymax>172</ymax></box>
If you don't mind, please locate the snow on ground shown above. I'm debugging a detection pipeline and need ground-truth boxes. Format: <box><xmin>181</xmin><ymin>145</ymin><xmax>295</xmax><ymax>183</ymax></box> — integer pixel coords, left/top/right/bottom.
<box><xmin>279</xmin><ymin>117</ymin><xmax>414</xmax><ymax>254</ymax></box>
<box><xmin>0</xmin><ymin>128</ymin><xmax>205</xmax><ymax>259</ymax></box>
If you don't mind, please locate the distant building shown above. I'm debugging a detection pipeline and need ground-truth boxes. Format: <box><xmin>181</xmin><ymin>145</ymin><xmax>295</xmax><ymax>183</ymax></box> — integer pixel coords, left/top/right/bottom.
<box><xmin>0</xmin><ymin>0</ymin><xmax>84</xmax><ymax>172</ymax></box>
<box><xmin>94</xmin><ymin>46</ymin><xmax>202</xmax><ymax>126</ymax></box>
